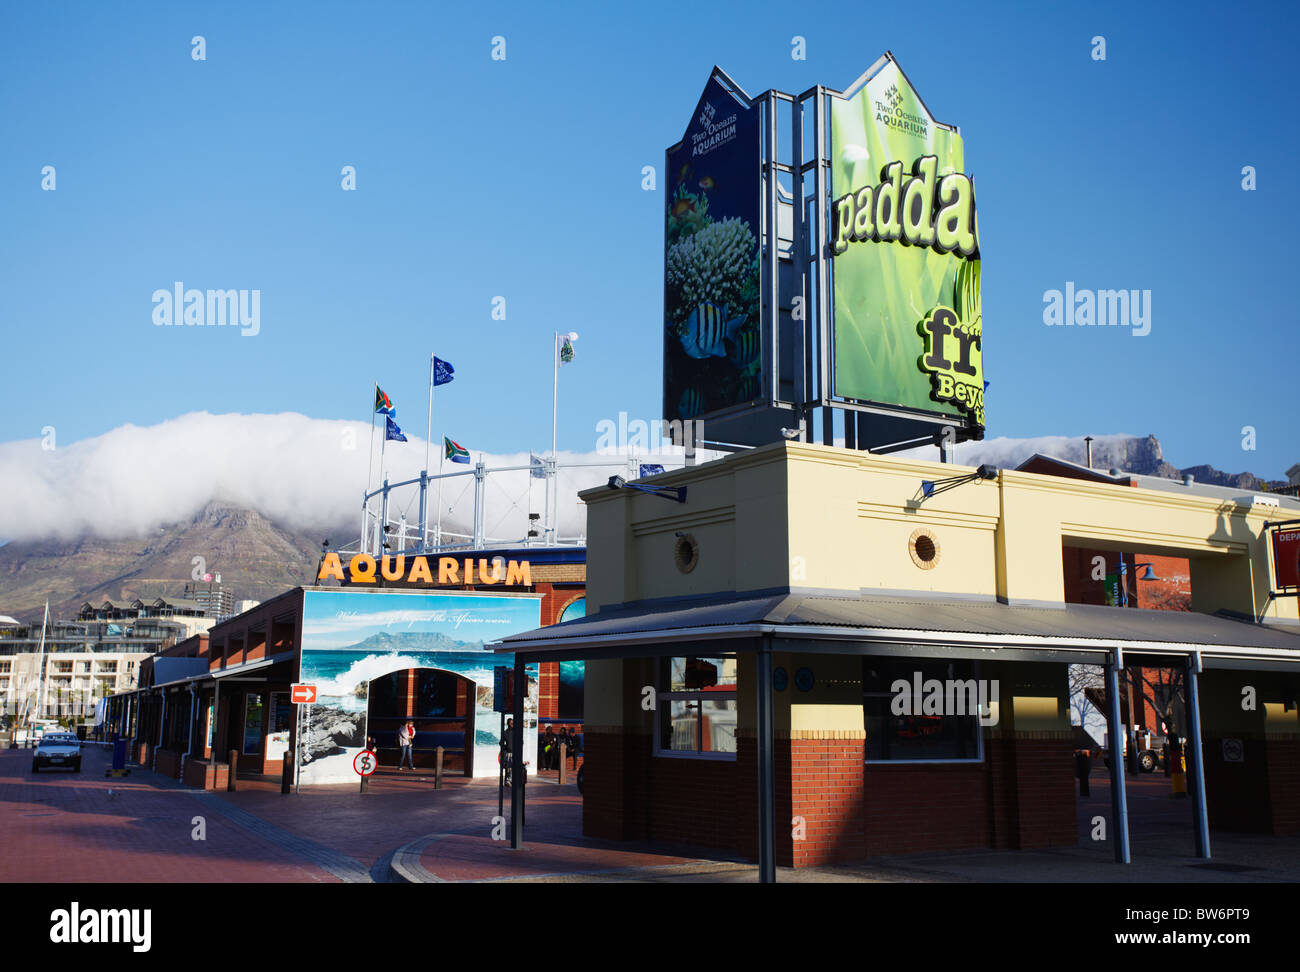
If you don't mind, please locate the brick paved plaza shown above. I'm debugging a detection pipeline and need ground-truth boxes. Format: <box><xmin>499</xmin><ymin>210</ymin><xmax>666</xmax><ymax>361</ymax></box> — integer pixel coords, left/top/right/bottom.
<box><xmin>4</xmin><ymin>742</ymin><xmax>1299</xmax><ymax>884</ymax></box>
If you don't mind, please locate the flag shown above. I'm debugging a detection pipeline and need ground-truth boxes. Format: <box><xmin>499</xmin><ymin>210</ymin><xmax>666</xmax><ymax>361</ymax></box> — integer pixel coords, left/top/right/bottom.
<box><xmin>559</xmin><ymin>336</ymin><xmax>575</xmax><ymax>364</ymax></box>
<box><xmin>445</xmin><ymin>436</ymin><xmax>470</xmax><ymax>464</ymax></box>
<box><xmin>529</xmin><ymin>453</ymin><xmax>546</xmax><ymax>479</ymax></box>
<box><xmin>374</xmin><ymin>385</ymin><xmax>396</xmax><ymax>416</ymax></box>
<box><xmin>385</xmin><ymin>416</ymin><xmax>407</xmax><ymax>442</ymax></box>
<box><xmin>639</xmin><ymin>464</ymin><xmax>665</xmax><ymax>479</ymax></box>
<box><xmin>433</xmin><ymin>357</ymin><xmax>455</xmax><ymax>386</ymax></box>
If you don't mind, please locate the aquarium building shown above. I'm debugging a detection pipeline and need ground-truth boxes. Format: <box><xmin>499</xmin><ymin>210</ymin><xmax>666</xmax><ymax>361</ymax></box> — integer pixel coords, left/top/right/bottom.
<box><xmin>105</xmin><ymin>546</ymin><xmax>585</xmax><ymax>788</ymax></box>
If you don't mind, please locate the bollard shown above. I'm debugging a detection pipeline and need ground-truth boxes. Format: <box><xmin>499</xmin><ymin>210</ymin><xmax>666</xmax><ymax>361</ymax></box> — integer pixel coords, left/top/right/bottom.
<box><xmin>360</xmin><ymin>771</ymin><xmax>368</xmax><ymax>794</ymax></box>
<box><xmin>281</xmin><ymin>751</ymin><xmax>292</xmax><ymax>794</ymax></box>
<box><xmin>1169</xmin><ymin>738</ymin><xmax>1187</xmax><ymax>798</ymax></box>
<box><xmin>227</xmin><ymin>749</ymin><xmax>238</xmax><ymax>792</ymax></box>
<box><xmin>558</xmin><ymin>742</ymin><xmax>567</xmax><ymax>785</ymax></box>
<box><xmin>1076</xmin><ymin>750</ymin><xmax>1090</xmax><ymax>796</ymax></box>
<box><xmin>434</xmin><ymin>746</ymin><xmax>444</xmax><ymax>789</ymax></box>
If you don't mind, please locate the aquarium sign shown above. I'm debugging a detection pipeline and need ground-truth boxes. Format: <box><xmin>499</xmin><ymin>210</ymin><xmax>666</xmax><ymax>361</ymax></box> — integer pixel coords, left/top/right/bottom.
<box><xmin>317</xmin><ymin>553</ymin><xmax>532</xmax><ymax>587</ymax></box>
<box><xmin>829</xmin><ymin>58</ymin><xmax>984</xmax><ymax>431</ymax></box>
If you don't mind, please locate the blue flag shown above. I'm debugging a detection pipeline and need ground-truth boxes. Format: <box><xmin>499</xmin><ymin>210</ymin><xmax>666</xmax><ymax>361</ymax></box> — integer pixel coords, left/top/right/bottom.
<box><xmin>639</xmin><ymin>464</ymin><xmax>666</xmax><ymax>479</ymax></box>
<box><xmin>385</xmin><ymin>416</ymin><xmax>407</xmax><ymax>442</ymax></box>
<box><xmin>433</xmin><ymin>357</ymin><xmax>455</xmax><ymax>386</ymax></box>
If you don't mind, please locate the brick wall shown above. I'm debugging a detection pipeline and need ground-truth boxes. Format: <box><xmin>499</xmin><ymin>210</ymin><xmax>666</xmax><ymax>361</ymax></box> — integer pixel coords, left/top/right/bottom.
<box><xmin>585</xmin><ymin>727</ymin><xmax>1077</xmax><ymax>865</ymax></box>
<box><xmin>154</xmin><ymin>748</ymin><xmax>184</xmax><ymax>781</ymax></box>
<box><xmin>1267</xmin><ymin>740</ymin><xmax>1300</xmax><ymax>834</ymax></box>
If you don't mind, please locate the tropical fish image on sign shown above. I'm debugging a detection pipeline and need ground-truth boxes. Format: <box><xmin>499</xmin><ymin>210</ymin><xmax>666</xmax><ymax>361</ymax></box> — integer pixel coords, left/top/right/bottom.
<box><xmin>663</xmin><ymin>74</ymin><xmax>762</xmax><ymax>422</ymax></box>
<box><xmin>829</xmin><ymin>58</ymin><xmax>984</xmax><ymax>430</ymax></box>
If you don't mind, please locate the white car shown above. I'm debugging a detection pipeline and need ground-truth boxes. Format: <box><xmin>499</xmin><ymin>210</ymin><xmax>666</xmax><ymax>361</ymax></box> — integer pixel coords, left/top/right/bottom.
<box><xmin>32</xmin><ymin>733</ymin><xmax>82</xmax><ymax>773</ymax></box>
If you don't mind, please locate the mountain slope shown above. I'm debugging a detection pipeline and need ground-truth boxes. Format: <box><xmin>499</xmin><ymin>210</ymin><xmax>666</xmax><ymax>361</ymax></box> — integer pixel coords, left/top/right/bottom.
<box><xmin>0</xmin><ymin>502</ymin><xmax>344</xmax><ymax>624</ymax></box>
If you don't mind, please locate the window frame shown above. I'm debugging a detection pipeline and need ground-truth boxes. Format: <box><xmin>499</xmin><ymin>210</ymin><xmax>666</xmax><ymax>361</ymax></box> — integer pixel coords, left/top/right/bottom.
<box><xmin>653</xmin><ymin>654</ymin><xmax>739</xmax><ymax>761</ymax></box>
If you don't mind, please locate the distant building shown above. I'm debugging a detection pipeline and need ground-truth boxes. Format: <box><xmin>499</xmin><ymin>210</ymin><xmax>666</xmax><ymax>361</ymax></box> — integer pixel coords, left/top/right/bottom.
<box><xmin>1288</xmin><ymin>463</ymin><xmax>1300</xmax><ymax>487</ymax></box>
<box><xmin>0</xmin><ymin>599</ymin><xmax>216</xmax><ymax>722</ymax></box>
<box><xmin>182</xmin><ymin>583</ymin><xmax>236</xmax><ymax>619</ymax></box>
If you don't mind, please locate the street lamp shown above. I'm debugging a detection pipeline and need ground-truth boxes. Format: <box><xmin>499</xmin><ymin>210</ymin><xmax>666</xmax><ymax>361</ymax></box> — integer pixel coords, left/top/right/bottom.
<box><xmin>1117</xmin><ymin>559</ymin><xmax>1159</xmax><ymax>608</ymax></box>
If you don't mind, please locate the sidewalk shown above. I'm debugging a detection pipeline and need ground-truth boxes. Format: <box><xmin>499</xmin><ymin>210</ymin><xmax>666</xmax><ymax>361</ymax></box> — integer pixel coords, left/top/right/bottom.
<box><xmin>9</xmin><ymin>742</ymin><xmax>1299</xmax><ymax>883</ymax></box>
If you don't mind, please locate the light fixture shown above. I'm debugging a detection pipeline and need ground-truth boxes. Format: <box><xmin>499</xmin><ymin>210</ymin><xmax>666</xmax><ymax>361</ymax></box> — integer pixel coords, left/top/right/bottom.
<box><xmin>921</xmin><ymin>464</ymin><xmax>998</xmax><ymax>498</ymax></box>
<box><xmin>608</xmin><ymin>475</ymin><xmax>686</xmax><ymax>503</ymax></box>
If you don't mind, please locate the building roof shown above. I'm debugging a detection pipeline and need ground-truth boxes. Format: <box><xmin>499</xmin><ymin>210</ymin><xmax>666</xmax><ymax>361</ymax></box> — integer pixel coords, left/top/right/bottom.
<box><xmin>497</xmin><ymin>589</ymin><xmax>1300</xmax><ymax>664</ymax></box>
<box><xmin>1017</xmin><ymin>454</ymin><xmax>1300</xmax><ymax>513</ymax></box>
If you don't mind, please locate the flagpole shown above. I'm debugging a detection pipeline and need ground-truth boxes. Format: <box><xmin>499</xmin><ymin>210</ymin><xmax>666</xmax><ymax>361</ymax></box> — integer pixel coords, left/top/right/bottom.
<box><xmin>550</xmin><ymin>332</ymin><xmax>559</xmax><ymax>544</ymax></box>
<box><xmin>366</xmin><ymin>382</ymin><xmax>377</xmax><ymax>553</ymax></box>
<box><xmin>435</xmin><ymin>445</ymin><xmax>445</xmax><ymax>549</ymax></box>
<box><xmin>426</xmin><ymin>354</ymin><xmax>434</xmax><ymax>485</ymax></box>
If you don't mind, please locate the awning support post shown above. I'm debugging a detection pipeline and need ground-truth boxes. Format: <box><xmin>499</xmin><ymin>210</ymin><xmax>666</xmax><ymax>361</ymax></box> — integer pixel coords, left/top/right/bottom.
<box><xmin>1184</xmin><ymin>652</ymin><xmax>1212</xmax><ymax>859</ymax></box>
<box><xmin>1105</xmin><ymin>650</ymin><xmax>1131</xmax><ymax>863</ymax></box>
<box><xmin>756</xmin><ymin>636</ymin><xmax>776</xmax><ymax>883</ymax></box>
<box><xmin>510</xmin><ymin>655</ymin><xmax>526</xmax><ymax>850</ymax></box>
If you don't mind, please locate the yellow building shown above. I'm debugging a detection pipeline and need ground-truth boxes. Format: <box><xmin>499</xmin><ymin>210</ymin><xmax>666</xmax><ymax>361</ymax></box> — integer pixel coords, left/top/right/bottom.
<box><xmin>502</xmin><ymin>442</ymin><xmax>1300</xmax><ymax>877</ymax></box>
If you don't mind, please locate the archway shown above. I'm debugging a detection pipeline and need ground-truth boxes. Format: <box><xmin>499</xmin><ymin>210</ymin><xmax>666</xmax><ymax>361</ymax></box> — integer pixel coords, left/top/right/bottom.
<box><xmin>367</xmin><ymin>667</ymin><xmax>476</xmax><ymax>776</ymax></box>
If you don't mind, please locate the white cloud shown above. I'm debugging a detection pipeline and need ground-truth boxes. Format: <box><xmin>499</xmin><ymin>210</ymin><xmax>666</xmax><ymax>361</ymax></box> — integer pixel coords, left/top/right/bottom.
<box><xmin>0</xmin><ymin>411</ymin><xmax>706</xmax><ymax>544</ymax></box>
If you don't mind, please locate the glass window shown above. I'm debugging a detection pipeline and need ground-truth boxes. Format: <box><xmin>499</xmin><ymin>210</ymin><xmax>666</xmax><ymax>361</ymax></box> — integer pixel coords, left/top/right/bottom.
<box><xmin>657</xmin><ymin>656</ymin><xmax>737</xmax><ymax>758</ymax></box>
<box><xmin>862</xmin><ymin>658</ymin><xmax>983</xmax><ymax>762</ymax></box>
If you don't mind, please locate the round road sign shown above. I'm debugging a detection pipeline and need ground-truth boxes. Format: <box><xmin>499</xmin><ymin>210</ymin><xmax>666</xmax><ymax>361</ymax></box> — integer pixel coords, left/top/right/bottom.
<box><xmin>353</xmin><ymin>750</ymin><xmax>378</xmax><ymax>777</ymax></box>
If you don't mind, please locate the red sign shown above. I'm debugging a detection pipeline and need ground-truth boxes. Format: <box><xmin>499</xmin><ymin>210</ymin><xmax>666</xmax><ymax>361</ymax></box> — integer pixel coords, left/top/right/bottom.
<box><xmin>1272</xmin><ymin>527</ymin><xmax>1300</xmax><ymax>591</ymax></box>
<box><xmin>290</xmin><ymin>683</ymin><xmax>317</xmax><ymax>704</ymax></box>
<box><xmin>353</xmin><ymin>750</ymin><xmax>378</xmax><ymax>777</ymax></box>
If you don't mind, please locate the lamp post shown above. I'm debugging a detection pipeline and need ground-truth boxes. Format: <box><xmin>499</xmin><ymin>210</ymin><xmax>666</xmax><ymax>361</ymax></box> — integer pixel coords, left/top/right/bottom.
<box><xmin>549</xmin><ymin>331</ymin><xmax>578</xmax><ymax>544</ymax></box>
<box><xmin>1116</xmin><ymin>557</ymin><xmax>1159</xmax><ymax>772</ymax></box>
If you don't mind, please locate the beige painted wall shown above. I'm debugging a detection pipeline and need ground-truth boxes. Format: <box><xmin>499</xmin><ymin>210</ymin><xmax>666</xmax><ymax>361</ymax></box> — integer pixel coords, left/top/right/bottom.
<box><xmin>582</xmin><ymin>441</ymin><xmax>1296</xmax><ymax>623</ymax></box>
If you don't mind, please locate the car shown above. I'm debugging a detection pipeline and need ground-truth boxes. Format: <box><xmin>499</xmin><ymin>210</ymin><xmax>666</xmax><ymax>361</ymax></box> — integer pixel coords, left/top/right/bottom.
<box><xmin>32</xmin><ymin>733</ymin><xmax>82</xmax><ymax>773</ymax></box>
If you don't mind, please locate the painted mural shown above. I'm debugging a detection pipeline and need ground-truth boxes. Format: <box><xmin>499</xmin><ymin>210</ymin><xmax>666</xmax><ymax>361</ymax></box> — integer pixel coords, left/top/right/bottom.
<box><xmin>296</xmin><ymin>589</ymin><xmax>541</xmax><ymax>785</ymax></box>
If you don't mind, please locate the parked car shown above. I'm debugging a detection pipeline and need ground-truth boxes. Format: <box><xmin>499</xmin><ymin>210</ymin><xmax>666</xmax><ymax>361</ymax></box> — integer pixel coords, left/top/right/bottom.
<box><xmin>32</xmin><ymin>733</ymin><xmax>82</xmax><ymax>773</ymax></box>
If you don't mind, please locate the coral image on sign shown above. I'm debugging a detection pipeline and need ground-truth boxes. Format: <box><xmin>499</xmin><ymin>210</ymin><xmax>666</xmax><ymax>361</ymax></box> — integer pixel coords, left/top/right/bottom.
<box><xmin>830</xmin><ymin>58</ymin><xmax>984</xmax><ymax>430</ymax></box>
<box><xmin>296</xmin><ymin>589</ymin><xmax>540</xmax><ymax>784</ymax></box>
<box><xmin>664</xmin><ymin>73</ymin><xmax>762</xmax><ymax>423</ymax></box>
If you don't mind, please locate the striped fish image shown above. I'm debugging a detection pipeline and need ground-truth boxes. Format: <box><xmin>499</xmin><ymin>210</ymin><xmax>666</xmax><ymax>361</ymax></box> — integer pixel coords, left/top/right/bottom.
<box><xmin>678</xmin><ymin>385</ymin><xmax>705</xmax><ymax>419</ymax></box>
<box><xmin>678</xmin><ymin>302</ymin><xmax>744</xmax><ymax>359</ymax></box>
<box><xmin>727</xmin><ymin>327</ymin><xmax>761</xmax><ymax>368</ymax></box>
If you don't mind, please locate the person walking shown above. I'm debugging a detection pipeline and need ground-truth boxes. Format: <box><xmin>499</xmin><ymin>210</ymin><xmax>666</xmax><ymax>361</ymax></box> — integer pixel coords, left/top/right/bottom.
<box><xmin>398</xmin><ymin>720</ymin><xmax>416</xmax><ymax>771</ymax></box>
<box><xmin>541</xmin><ymin>725</ymin><xmax>557</xmax><ymax>771</ymax></box>
<box><xmin>500</xmin><ymin>717</ymin><xmax>515</xmax><ymax>786</ymax></box>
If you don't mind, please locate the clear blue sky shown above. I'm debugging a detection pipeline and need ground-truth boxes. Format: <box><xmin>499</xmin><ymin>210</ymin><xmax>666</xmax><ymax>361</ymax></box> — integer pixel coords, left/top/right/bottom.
<box><xmin>2</xmin><ymin>0</ymin><xmax>1296</xmax><ymax>477</ymax></box>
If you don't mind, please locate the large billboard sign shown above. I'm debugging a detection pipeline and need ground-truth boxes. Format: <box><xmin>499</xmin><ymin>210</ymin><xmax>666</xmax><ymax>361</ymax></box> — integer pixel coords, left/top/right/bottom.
<box><xmin>296</xmin><ymin>589</ymin><xmax>541</xmax><ymax>785</ymax></box>
<box><xmin>830</xmin><ymin>59</ymin><xmax>984</xmax><ymax>432</ymax></box>
<box><xmin>663</xmin><ymin>72</ymin><xmax>762</xmax><ymax>424</ymax></box>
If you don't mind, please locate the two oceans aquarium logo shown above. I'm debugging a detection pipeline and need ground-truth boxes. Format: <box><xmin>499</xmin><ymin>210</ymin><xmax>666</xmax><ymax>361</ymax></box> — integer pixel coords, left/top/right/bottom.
<box><xmin>829</xmin><ymin>60</ymin><xmax>983</xmax><ymax>430</ymax></box>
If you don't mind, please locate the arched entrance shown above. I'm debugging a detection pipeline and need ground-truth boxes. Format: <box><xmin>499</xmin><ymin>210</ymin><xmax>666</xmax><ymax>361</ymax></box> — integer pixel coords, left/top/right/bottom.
<box><xmin>367</xmin><ymin>667</ymin><xmax>477</xmax><ymax>776</ymax></box>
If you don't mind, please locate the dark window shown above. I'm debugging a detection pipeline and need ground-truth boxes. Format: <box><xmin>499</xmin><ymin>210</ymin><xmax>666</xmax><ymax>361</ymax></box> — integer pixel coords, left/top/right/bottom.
<box><xmin>862</xmin><ymin>658</ymin><xmax>982</xmax><ymax>761</ymax></box>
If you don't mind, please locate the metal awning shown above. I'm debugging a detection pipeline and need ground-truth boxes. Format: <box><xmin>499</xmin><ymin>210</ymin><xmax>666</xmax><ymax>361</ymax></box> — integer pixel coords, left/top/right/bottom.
<box><xmin>495</xmin><ymin>589</ymin><xmax>1300</xmax><ymax>667</ymax></box>
<box><xmin>150</xmin><ymin>658</ymin><xmax>210</xmax><ymax>688</ymax></box>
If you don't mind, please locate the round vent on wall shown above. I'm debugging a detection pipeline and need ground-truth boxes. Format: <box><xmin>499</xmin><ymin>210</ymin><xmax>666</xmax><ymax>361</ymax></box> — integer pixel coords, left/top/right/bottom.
<box><xmin>909</xmin><ymin>528</ymin><xmax>940</xmax><ymax>570</ymax></box>
<box><xmin>674</xmin><ymin>533</ymin><xmax>699</xmax><ymax>573</ymax></box>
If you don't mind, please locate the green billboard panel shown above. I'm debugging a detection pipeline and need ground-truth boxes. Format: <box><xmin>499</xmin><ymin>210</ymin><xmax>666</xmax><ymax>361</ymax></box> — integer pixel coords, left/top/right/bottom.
<box><xmin>830</xmin><ymin>59</ymin><xmax>984</xmax><ymax>431</ymax></box>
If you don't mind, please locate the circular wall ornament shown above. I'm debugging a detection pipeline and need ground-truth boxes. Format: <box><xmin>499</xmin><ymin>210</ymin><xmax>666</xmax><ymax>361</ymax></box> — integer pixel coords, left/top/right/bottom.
<box><xmin>773</xmin><ymin>667</ymin><xmax>788</xmax><ymax>692</ymax></box>
<box><xmin>674</xmin><ymin>533</ymin><xmax>699</xmax><ymax>573</ymax></box>
<box><xmin>795</xmin><ymin>667</ymin><xmax>814</xmax><ymax>692</ymax></box>
<box><xmin>908</xmin><ymin>528</ymin><xmax>940</xmax><ymax>570</ymax></box>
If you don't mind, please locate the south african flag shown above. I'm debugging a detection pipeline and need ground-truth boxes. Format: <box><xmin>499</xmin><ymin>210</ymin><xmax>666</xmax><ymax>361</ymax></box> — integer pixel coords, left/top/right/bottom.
<box><xmin>374</xmin><ymin>385</ymin><xmax>395</xmax><ymax>416</ymax></box>
<box><xmin>444</xmin><ymin>436</ymin><xmax>470</xmax><ymax>464</ymax></box>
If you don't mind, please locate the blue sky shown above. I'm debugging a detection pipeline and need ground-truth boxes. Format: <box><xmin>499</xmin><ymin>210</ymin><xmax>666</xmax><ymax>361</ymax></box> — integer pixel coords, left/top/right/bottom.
<box><xmin>1</xmin><ymin>0</ymin><xmax>1296</xmax><ymax>478</ymax></box>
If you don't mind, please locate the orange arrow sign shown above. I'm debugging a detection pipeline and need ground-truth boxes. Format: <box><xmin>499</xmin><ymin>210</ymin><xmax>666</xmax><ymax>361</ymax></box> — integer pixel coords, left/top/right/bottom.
<box><xmin>291</xmin><ymin>684</ymin><xmax>317</xmax><ymax>704</ymax></box>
